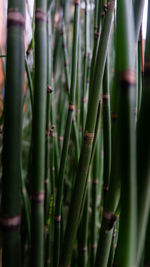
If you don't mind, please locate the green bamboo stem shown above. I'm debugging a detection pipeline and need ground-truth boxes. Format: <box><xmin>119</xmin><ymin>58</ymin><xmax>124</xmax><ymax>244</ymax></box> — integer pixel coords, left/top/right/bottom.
<box><xmin>78</xmin><ymin>99</ymin><xmax>103</xmax><ymax>224</ymax></box>
<box><xmin>1</xmin><ymin>1</ymin><xmax>25</xmax><ymax>266</ymax></box>
<box><xmin>78</xmin><ymin>185</ymin><xmax>90</xmax><ymax>267</ymax></box>
<box><xmin>103</xmin><ymin>58</ymin><xmax>111</xmax><ymax>203</ymax></box>
<box><xmin>59</xmin><ymin>4</ymin><xmax>115</xmax><ymax>266</ymax></box>
<box><xmin>61</xmin><ymin>20</ymin><xmax>80</xmax><ymax>162</ymax></box>
<box><xmin>90</xmin><ymin>142</ymin><xmax>102</xmax><ymax>267</ymax></box>
<box><xmin>136</xmin><ymin>3</ymin><xmax>150</xmax><ymax>265</ymax></box>
<box><xmin>45</xmin><ymin>7</ymin><xmax>53</xmax><ymax>221</ymax></box>
<box><xmin>30</xmin><ymin>1</ymin><xmax>47</xmax><ymax>266</ymax></box>
<box><xmin>81</xmin><ymin>0</ymin><xmax>89</xmax><ymax>133</ymax></box>
<box><xmin>62</xmin><ymin>21</ymin><xmax>70</xmax><ymax>93</ymax></box>
<box><xmin>53</xmin><ymin>2</ymin><xmax>80</xmax><ymax>266</ymax></box>
<box><xmin>94</xmin><ymin>0</ymin><xmax>100</xmax><ymax>36</ymax></box>
<box><xmin>114</xmin><ymin>0</ymin><xmax>137</xmax><ymax>266</ymax></box>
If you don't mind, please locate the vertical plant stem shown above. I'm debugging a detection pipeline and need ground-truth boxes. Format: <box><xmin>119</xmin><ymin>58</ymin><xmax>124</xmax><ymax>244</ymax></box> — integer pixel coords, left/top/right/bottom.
<box><xmin>103</xmin><ymin>58</ymin><xmax>111</xmax><ymax>203</ymax></box>
<box><xmin>1</xmin><ymin>1</ymin><xmax>25</xmax><ymax>266</ymax></box>
<box><xmin>53</xmin><ymin>1</ymin><xmax>80</xmax><ymax>266</ymax></box>
<box><xmin>30</xmin><ymin>1</ymin><xmax>47</xmax><ymax>266</ymax></box>
<box><xmin>114</xmin><ymin>0</ymin><xmax>137</xmax><ymax>266</ymax></box>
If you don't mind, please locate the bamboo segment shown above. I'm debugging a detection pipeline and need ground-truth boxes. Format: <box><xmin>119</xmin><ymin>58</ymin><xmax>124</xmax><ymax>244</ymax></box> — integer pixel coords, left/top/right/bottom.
<box><xmin>114</xmin><ymin>1</ymin><xmax>137</xmax><ymax>266</ymax></box>
<box><xmin>103</xmin><ymin>58</ymin><xmax>111</xmax><ymax>203</ymax></box>
<box><xmin>30</xmin><ymin>1</ymin><xmax>47</xmax><ymax>266</ymax></box>
<box><xmin>1</xmin><ymin>1</ymin><xmax>25</xmax><ymax>266</ymax></box>
<box><xmin>53</xmin><ymin>1</ymin><xmax>80</xmax><ymax>266</ymax></box>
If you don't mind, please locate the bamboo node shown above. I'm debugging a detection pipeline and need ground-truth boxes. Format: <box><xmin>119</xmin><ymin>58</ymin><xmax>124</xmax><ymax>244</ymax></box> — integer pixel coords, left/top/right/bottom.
<box><xmin>91</xmin><ymin>243</ymin><xmax>97</xmax><ymax>249</ymax></box>
<box><xmin>103</xmin><ymin>94</ymin><xmax>110</xmax><ymax>101</ymax></box>
<box><xmin>55</xmin><ymin>216</ymin><xmax>61</xmax><ymax>223</ymax></box>
<box><xmin>104</xmin><ymin>211</ymin><xmax>118</xmax><ymax>231</ymax></box>
<box><xmin>30</xmin><ymin>192</ymin><xmax>44</xmax><ymax>203</ymax></box>
<box><xmin>82</xmin><ymin>98</ymin><xmax>87</xmax><ymax>103</ymax></box>
<box><xmin>74</xmin><ymin>0</ymin><xmax>80</xmax><ymax>5</ymax></box>
<box><xmin>7</xmin><ymin>9</ymin><xmax>25</xmax><ymax>28</ymax></box>
<box><xmin>0</xmin><ymin>215</ymin><xmax>21</xmax><ymax>230</ymax></box>
<box><xmin>120</xmin><ymin>70</ymin><xmax>136</xmax><ymax>87</ymax></box>
<box><xmin>47</xmin><ymin>85</ymin><xmax>53</xmax><ymax>93</ymax></box>
<box><xmin>144</xmin><ymin>60</ymin><xmax>150</xmax><ymax>77</ymax></box>
<box><xmin>84</xmin><ymin>132</ymin><xmax>94</xmax><ymax>144</ymax></box>
<box><xmin>81</xmin><ymin>246</ymin><xmax>87</xmax><ymax>252</ymax></box>
<box><xmin>46</xmin><ymin>130</ymin><xmax>51</xmax><ymax>137</ymax></box>
<box><xmin>103</xmin><ymin>185</ymin><xmax>109</xmax><ymax>192</ymax></box>
<box><xmin>93</xmin><ymin>179</ymin><xmax>99</xmax><ymax>185</ymax></box>
<box><xmin>45</xmin><ymin>179</ymin><xmax>49</xmax><ymax>185</ymax></box>
<box><xmin>111</xmin><ymin>112</ymin><xmax>118</xmax><ymax>121</ymax></box>
<box><xmin>94</xmin><ymin>31</ymin><xmax>100</xmax><ymax>39</ymax></box>
<box><xmin>59</xmin><ymin>136</ymin><xmax>64</xmax><ymax>142</ymax></box>
<box><xmin>69</xmin><ymin>104</ymin><xmax>75</xmax><ymax>112</ymax></box>
<box><xmin>35</xmin><ymin>9</ymin><xmax>47</xmax><ymax>23</ymax></box>
<box><xmin>64</xmin><ymin>61</ymin><xmax>68</xmax><ymax>67</ymax></box>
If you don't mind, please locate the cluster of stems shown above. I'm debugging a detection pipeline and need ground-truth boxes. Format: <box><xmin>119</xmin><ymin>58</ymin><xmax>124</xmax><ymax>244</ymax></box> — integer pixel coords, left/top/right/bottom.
<box><xmin>0</xmin><ymin>0</ymin><xmax>150</xmax><ymax>266</ymax></box>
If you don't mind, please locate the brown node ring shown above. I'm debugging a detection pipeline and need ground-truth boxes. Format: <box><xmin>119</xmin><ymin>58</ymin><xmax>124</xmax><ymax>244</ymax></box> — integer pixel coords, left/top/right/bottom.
<box><xmin>74</xmin><ymin>0</ymin><xmax>80</xmax><ymax>5</ymax></box>
<box><xmin>81</xmin><ymin>246</ymin><xmax>87</xmax><ymax>252</ymax></box>
<box><xmin>69</xmin><ymin>104</ymin><xmax>75</xmax><ymax>112</ymax></box>
<box><xmin>120</xmin><ymin>70</ymin><xmax>136</xmax><ymax>87</ymax></box>
<box><xmin>93</xmin><ymin>179</ymin><xmax>99</xmax><ymax>185</ymax></box>
<box><xmin>47</xmin><ymin>85</ymin><xmax>53</xmax><ymax>93</ymax></box>
<box><xmin>111</xmin><ymin>112</ymin><xmax>118</xmax><ymax>121</ymax></box>
<box><xmin>103</xmin><ymin>211</ymin><xmax>117</xmax><ymax>231</ymax></box>
<box><xmin>7</xmin><ymin>9</ymin><xmax>25</xmax><ymax>28</ymax></box>
<box><xmin>103</xmin><ymin>94</ymin><xmax>110</xmax><ymax>101</ymax></box>
<box><xmin>0</xmin><ymin>215</ymin><xmax>21</xmax><ymax>230</ymax></box>
<box><xmin>84</xmin><ymin>131</ymin><xmax>94</xmax><ymax>144</ymax></box>
<box><xmin>54</xmin><ymin>216</ymin><xmax>61</xmax><ymax>223</ymax></box>
<box><xmin>35</xmin><ymin>9</ymin><xmax>47</xmax><ymax>22</ymax></box>
<box><xmin>144</xmin><ymin>61</ymin><xmax>150</xmax><ymax>78</ymax></box>
<box><xmin>30</xmin><ymin>192</ymin><xmax>44</xmax><ymax>203</ymax></box>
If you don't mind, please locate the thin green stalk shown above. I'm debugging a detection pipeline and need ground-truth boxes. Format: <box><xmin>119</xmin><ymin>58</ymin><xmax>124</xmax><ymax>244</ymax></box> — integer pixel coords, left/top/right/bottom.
<box><xmin>103</xmin><ymin>58</ymin><xmax>111</xmax><ymax>203</ymax></box>
<box><xmin>60</xmin><ymin>4</ymin><xmax>115</xmax><ymax>266</ymax></box>
<box><xmin>1</xmin><ymin>1</ymin><xmax>25</xmax><ymax>266</ymax></box>
<box><xmin>30</xmin><ymin>1</ymin><xmax>47</xmax><ymax>266</ymax></box>
<box><xmin>81</xmin><ymin>0</ymin><xmax>89</xmax><ymax>133</ymax></box>
<box><xmin>53</xmin><ymin>2</ymin><xmax>80</xmax><ymax>266</ymax></box>
<box><xmin>114</xmin><ymin>0</ymin><xmax>137</xmax><ymax>266</ymax></box>
<box><xmin>90</xmin><ymin>142</ymin><xmax>102</xmax><ymax>267</ymax></box>
<box><xmin>44</xmin><ymin>8</ymin><xmax>52</xmax><ymax>229</ymax></box>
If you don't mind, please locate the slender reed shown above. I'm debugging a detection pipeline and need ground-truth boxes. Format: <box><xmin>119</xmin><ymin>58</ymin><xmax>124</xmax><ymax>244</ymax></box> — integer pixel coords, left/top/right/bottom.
<box><xmin>30</xmin><ymin>1</ymin><xmax>47</xmax><ymax>266</ymax></box>
<box><xmin>114</xmin><ymin>0</ymin><xmax>137</xmax><ymax>266</ymax></box>
<box><xmin>53</xmin><ymin>1</ymin><xmax>80</xmax><ymax>266</ymax></box>
<box><xmin>0</xmin><ymin>1</ymin><xmax>25</xmax><ymax>266</ymax></box>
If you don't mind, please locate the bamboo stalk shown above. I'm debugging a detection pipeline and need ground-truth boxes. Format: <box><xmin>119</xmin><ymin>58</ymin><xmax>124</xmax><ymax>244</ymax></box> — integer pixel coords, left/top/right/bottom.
<box><xmin>114</xmin><ymin>0</ymin><xmax>137</xmax><ymax>266</ymax></box>
<box><xmin>1</xmin><ymin>1</ymin><xmax>25</xmax><ymax>266</ymax></box>
<box><xmin>53</xmin><ymin>1</ymin><xmax>80</xmax><ymax>266</ymax></box>
<box><xmin>30</xmin><ymin>0</ymin><xmax>47</xmax><ymax>266</ymax></box>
